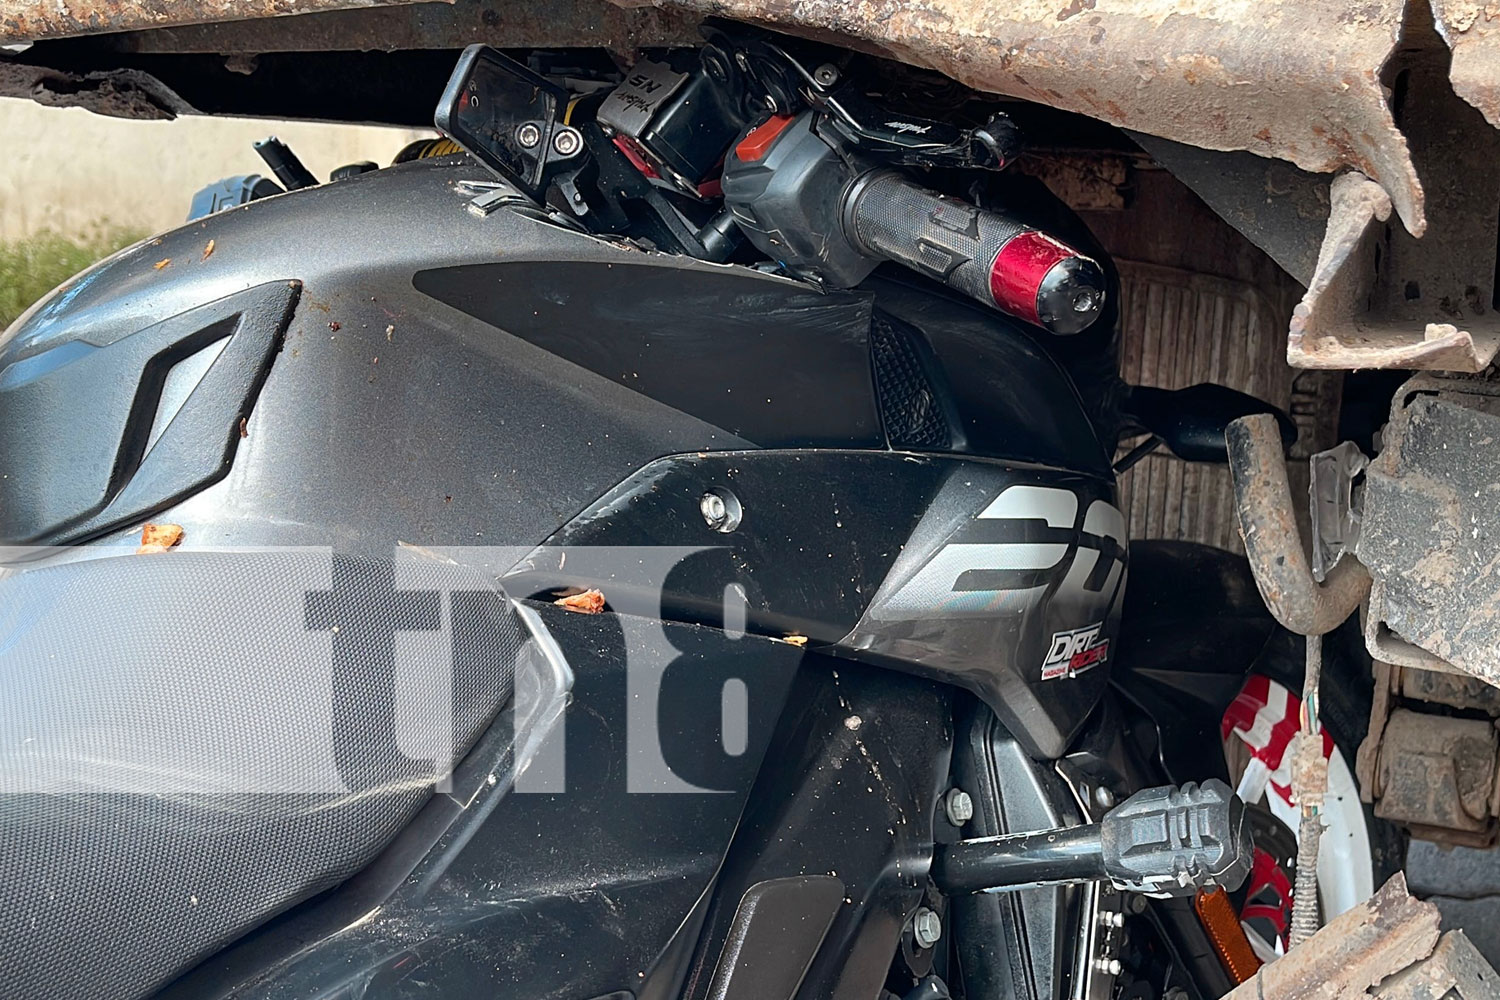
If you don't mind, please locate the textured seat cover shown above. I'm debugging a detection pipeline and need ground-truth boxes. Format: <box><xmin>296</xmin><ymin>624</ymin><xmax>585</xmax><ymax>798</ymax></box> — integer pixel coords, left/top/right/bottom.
<box><xmin>0</xmin><ymin>550</ymin><xmax>522</xmax><ymax>1000</ymax></box>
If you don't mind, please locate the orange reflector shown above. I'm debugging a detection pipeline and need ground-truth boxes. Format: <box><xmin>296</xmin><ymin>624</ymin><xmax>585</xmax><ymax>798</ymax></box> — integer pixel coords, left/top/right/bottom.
<box><xmin>1194</xmin><ymin>887</ymin><xmax>1262</xmax><ymax>984</ymax></box>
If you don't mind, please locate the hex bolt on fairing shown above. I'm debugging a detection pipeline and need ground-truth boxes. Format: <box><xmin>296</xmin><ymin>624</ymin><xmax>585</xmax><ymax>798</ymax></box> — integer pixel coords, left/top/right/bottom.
<box><xmin>911</xmin><ymin>907</ymin><xmax>943</xmax><ymax>949</ymax></box>
<box><xmin>944</xmin><ymin>787</ymin><xmax>974</xmax><ymax>826</ymax></box>
<box><xmin>931</xmin><ymin>779</ymin><xmax>1252</xmax><ymax>896</ymax></box>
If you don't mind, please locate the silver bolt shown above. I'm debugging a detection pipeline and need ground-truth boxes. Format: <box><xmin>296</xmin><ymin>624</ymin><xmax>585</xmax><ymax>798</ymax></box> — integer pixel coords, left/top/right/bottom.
<box><xmin>701</xmin><ymin>492</ymin><xmax>726</xmax><ymax>524</ymax></box>
<box><xmin>1099</xmin><ymin>910</ymin><xmax>1125</xmax><ymax>928</ymax></box>
<box><xmin>1094</xmin><ymin>958</ymin><xmax>1122</xmax><ymax>976</ymax></box>
<box><xmin>944</xmin><ymin>788</ymin><xmax>974</xmax><ymax>826</ymax></box>
<box><xmin>552</xmin><ymin>127</ymin><xmax>582</xmax><ymax>157</ymax></box>
<box><xmin>1072</xmin><ymin>289</ymin><xmax>1099</xmax><ymax>313</ymax></box>
<box><xmin>912</xmin><ymin>907</ymin><xmax>942</xmax><ymax>949</ymax></box>
<box><xmin>516</xmin><ymin>122</ymin><xmax>541</xmax><ymax>149</ymax></box>
<box><xmin>813</xmin><ymin>63</ymin><xmax>840</xmax><ymax>87</ymax></box>
<box><xmin>763</xmin><ymin>94</ymin><xmax>779</xmax><ymax>111</ymax></box>
<box><xmin>1094</xmin><ymin>786</ymin><xmax>1116</xmax><ymax>810</ymax></box>
<box><xmin>699</xmin><ymin>488</ymin><xmax>742</xmax><ymax>533</ymax></box>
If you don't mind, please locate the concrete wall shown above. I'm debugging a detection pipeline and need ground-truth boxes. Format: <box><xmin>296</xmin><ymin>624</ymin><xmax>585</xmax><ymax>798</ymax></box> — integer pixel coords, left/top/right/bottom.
<box><xmin>0</xmin><ymin>97</ymin><xmax>427</xmax><ymax>241</ymax></box>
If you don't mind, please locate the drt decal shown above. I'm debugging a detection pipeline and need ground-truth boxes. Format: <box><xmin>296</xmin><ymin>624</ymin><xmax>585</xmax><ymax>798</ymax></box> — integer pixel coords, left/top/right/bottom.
<box><xmin>1041</xmin><ymin>622</ymin><xmax>1109</xmax><ymax>680</ymax></box>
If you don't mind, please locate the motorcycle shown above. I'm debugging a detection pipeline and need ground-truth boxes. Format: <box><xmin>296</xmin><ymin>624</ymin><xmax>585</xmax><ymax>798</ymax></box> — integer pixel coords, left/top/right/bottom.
<box><xmin>0</xmin><ymin>26</ymin><xmax>1378</xmax><ymax>1000</ymax></box>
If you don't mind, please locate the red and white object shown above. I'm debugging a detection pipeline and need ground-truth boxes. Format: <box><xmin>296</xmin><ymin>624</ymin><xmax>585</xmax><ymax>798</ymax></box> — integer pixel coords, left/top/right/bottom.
<box><xmin>1221</xmin><ymin>675</ymin><xmax>1375</xmax><ymax>920</ymax></box>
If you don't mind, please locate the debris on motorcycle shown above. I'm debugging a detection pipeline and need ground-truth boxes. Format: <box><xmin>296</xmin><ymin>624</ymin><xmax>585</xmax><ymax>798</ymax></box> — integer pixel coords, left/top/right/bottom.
<box><xmin>552</xmin><ymin>588</ymin><xmax>605</xmax><ymax>613</ymax></box>
<box><xmin>136</xmin><ymin>522</ymin><xmax>183</xmax><ymax>554</ymax></box>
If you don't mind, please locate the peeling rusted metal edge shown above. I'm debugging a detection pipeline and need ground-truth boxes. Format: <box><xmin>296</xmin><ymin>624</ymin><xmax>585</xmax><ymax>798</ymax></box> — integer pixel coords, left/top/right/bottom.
<box><xmin>1224</xmin><ymin>873</ymin><xmax>1441</xmax><ymax>1000</ymax></box>
<box><xmin>0</xmin><ymin>57</ymin><xmax>191</xmax><ymax>118</ymax></box>
<box><xmin>1432</xmin><ymin>0</ymin><xmax>1500</xmax><ymax>132</ymax></box>
<box><xmin>101</xmin><ymin>0</ymin><xmax>703</xmax><ymax>55</ymax></box>
<box><xmin>1377</xmin><ymin>930</ymin><xmax>1500</xmax><ymax>1000</ymax></box>
<box><xmin>0</xmin><ymin>0</ymin><xmax>441</xmax><ymax>46</ymax></box>
<box><xmin>0</xmin><ymin>0</ymin><xmax>1424</xmax><ymax>239</ymax></box>
<box><xmin>1289</xmin><ymin>23</ymin><xmax>1500</xmax><ymax>377</ymax></box>
<box><xmin>1289</xmin><ymin>174</ymin><xmax>1500</xmax><ymax>373</ymax></box>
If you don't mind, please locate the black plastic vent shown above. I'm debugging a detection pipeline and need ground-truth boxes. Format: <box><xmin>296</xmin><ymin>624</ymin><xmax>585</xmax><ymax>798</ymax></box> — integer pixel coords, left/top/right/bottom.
<box><xmin>0</xmin><ymin>280</ymin><xmax>299</xmax><ymax>546</ymax></box>
<box><xmin>870</xmin><ymin>312</ymin><xmax>950</xmax><ymax>450</ymax></box>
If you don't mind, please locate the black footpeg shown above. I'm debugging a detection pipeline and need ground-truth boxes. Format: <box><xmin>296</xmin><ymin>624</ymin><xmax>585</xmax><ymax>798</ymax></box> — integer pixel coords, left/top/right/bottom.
<box><xmin>932</xmin><ymin>779</ymin><xmax>1252</xmax><ymax>896</ymax></box>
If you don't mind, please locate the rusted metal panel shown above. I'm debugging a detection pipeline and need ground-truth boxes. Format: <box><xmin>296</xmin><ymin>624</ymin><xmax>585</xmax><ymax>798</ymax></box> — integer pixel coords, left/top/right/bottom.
<box><xmin>1378</xmin><ymin>931</ymin><xmax>1500</xmax><ymax>1000</ymax></box>
<box><xmin>1288</xmin><ymin>16</ymin><xmax>1500</xmax><ymax>373</ymax></box>
<box><xmin>1359</xmin><ymin>372</ymin><xmax>1500</xmax><ymax>683</ymax></box>
<box><xmin>618</xmin><ymin>0</ymin><xmax>1427</xmax><ymax>239</ymax></box>
<box><xmin>0</xmin><ymin>0</ymin><xmax>432</xmax><ymax>44</ymax></box>
<box><xmin>1358</xmin><ymin>659</ymin><xmax>1500</xmax><ymax>846</ymax></box>
<box><xmin>0</xmin><ymin>0</ymin><xmax>1428</xmax><ymax>240</ymax></box>
<box><xmin>101</xmin><ymin>0</ymin><xmax>701</xmax><ymax>54</ymax></box>
<box><xmin>1432</xmin><ymin>0</ymin><xmax>1500</xmax><ymax>130</ymax></box>
<box><xmin>1223</xmin><ymin>873</ymin><xmax>1441</xmax><ymax>1000</ymax></box>
<box><xmin>1371</xmin><ymin>709</ymin><xmax>1498</xmax><ymax>841</ymax></box>
<box><xmin>0</xmin><ymin>58</ymin><xmax>190</xmax><ymax>117</ymax></box>
<box><xmin>1225</xmin><ymin>879</ymin><xmax>1500</xmax><ymax>1000</ymax></box>
<box><xmin>1287</xmin><ymin>173</ymin><xmax>1500</xmax><ymax>372</ymax></box>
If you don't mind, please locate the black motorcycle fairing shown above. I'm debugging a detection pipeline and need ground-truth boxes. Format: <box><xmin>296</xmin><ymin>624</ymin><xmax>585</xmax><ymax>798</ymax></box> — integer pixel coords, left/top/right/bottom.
<box><xmin>506</xmin><ymin>450</ymin><xmax>948</xmax><ymax>641</ymax></box>
<box><xmin>861</xmin><ymin>276</ymin><xmax>1114</xmax><ymax>479</ymax></box>
<box><xmin>949</xmin><ymin>702</ymin><xmax>1087</xmax><ymax>1000</ymax></box>
<box><xmin>845</xmin><ymin>463</ymin><xmax>1126</xmax><ymax>760</ymax></box>
<box><xmin>675</xmin><ymin>654</ymin><xmax>954</xmax><ymax>1000</ymax></box>
<box><xmin>513</xmin><ymin>449</ymin><xmax>1125</xmax><ymax>760</ymax></box>
<box><xmin>1109</xmin><ymin>541</ymin><xmax>1278</xmax><ymax>786</ymax></box>
<box><xmin>0</xmin><ymin>154</ymin><xmax>1120</xmax><ymax>572</ymax></box>
<box><xmin>153</xmin><ymin>604</ymin><xmax>806</xmax><ymax>1000</ymax></box>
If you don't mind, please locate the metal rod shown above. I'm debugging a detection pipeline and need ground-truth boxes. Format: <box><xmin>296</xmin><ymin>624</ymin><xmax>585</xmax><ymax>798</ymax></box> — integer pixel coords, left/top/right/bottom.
<box><xmin>932</xmin><ymin>825</ymin><xmax>1106</xmax><ymax>894</ymax></box>
<box><xmin>1226</xmin><ymin>413</ymin><xmax>1370</xmax><ymax>636</ymax></box>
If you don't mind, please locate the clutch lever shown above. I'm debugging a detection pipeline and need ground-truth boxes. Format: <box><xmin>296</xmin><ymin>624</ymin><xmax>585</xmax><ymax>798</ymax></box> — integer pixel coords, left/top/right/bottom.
<box><xmin>812</xmin><ymin>86</ymin><xmax>1021</xmax><ymax>170</ymax></box>
<box><xmin>724</xmin><ymin>28</ymin><xmax>1021</xmax><ymax>170</ymax></box>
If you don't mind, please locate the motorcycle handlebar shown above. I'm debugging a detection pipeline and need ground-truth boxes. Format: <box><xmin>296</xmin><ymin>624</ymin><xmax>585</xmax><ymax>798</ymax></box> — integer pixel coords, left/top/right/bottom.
<box><xmin>841</xmin><ymin>170</ymin><xmax>1106</xmax><ymax>335</ymax></box>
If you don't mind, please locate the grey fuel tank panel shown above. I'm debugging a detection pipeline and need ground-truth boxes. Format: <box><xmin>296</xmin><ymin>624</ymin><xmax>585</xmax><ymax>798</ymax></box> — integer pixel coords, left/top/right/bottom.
<box><xmin>0</xmin><ymin>158</ymin><xmax>792</xmax><ymax>553</ymax></box>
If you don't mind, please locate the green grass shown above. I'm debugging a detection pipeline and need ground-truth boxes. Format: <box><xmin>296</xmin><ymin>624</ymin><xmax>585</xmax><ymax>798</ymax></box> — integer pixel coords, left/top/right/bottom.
<box><xmin>0</xmin><ymin>227</ymin><xmax>146</xmax><ymax>330</ymax></box>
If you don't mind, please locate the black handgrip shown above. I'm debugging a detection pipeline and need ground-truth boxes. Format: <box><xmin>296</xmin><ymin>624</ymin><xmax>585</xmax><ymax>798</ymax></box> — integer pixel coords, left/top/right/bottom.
<box><xmin>842</xmin><ymin>170</ymin><xmax>1106</xmax><ymax>334</ymax></box>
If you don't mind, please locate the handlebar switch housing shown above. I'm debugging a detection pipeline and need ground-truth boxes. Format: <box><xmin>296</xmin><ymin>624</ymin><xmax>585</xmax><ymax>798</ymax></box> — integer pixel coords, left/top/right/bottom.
<box><xmin>720</xmin><ymin>112</ymin><xmax>878</xmax><ymax>287</ymax></box>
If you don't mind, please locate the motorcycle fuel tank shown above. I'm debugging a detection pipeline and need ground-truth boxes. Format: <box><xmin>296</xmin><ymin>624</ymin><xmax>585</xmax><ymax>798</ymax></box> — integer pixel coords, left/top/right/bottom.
<box><xmin>0</xmin><ymin>154</ymin><xmax>1123</xmax><ymax>759</ymax></box>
